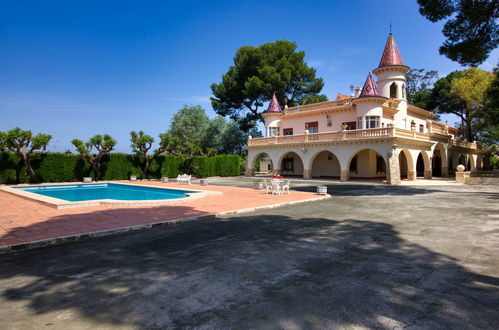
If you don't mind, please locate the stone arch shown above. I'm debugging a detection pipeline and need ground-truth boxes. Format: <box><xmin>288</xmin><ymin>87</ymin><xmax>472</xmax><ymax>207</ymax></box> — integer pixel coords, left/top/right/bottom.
<box><xmin>250</xmin><ymin>152</ymin><xmax>275</xmax><ymax>172</ymax></box>
<box><xmin>432</xmin><ymin>143</ymin><xmax>447</xmax><ymax>177</ymax></box>
<box><xmin>398</xmin><ymin>149</ymin><xmax>414</xmax><ymax>180</ymax></box>
<box><xmin>278</xmin><ymin>151</ymin><xmax>304</xmax><ymax>177</ymax></box>
<box><xmin>416</xmin><ymin>151</ymin><xmax>432</xmax><ymax>179</ymax></box>
<box><xmin>346</xmin><ymin>148</ymin><xmax>387</xmax><ymax>181</ymax></box>
<box><xmin>309</xmin><ymin>150</ymin><xmax>341</xmax><ymax>179</ymax></box>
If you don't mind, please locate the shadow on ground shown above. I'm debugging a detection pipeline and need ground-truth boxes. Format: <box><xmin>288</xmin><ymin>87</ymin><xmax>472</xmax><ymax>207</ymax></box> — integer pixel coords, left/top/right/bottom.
<box><xmin>1</xmin><ymin>212</ymin><xmax>498</xmax><ymax>329</ymax></box>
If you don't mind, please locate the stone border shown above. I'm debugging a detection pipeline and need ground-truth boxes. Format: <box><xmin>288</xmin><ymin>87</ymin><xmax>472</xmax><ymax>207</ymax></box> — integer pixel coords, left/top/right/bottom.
<box><xmin>0</xmin><ymin>182</ymin><xmax>222</xmax><ymax>209</ymax></box>
<box><xmin>0</xmin><ymin>194</ymin><xmax>331</xmax><ymax>253</ymax></box>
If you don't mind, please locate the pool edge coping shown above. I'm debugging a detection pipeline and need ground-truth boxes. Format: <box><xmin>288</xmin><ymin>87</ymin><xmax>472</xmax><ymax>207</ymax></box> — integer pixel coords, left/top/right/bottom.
<box><xmin>0</xmin><ymin>181</ymin><xmax>222</xmax><ymax>209</ymax></box>
<box><xmin>0</xmin><ymin>193</ymin><xmax>331</xmax><ymax>253</ymax></box>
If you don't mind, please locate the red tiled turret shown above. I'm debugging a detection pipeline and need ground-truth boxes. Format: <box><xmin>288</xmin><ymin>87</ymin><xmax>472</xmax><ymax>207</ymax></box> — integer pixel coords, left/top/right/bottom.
<box><xmin>378</xmin><ymin>33</ymin><xmax>404</xmax><ymax>68</ymax></box>
<box><xmin>263</xmin><ymin>93</ymin><xmax>282</xmax><ymax>113</ymax></box>
<box><xmin>358</xmin><ymin>73</ymin><xmax>382</xmax><ymax>98</ymax></box>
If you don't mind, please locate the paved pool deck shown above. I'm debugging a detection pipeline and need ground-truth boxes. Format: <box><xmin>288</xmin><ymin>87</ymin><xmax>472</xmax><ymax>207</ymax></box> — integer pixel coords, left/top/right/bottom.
<box><xmin>0</xmin><ymin>180</ymin><xmax>327</xmax><ymax>251</ymax></box>
<box><xmin>0</xmin><ymin>180</ymin><xmax>497</xmax><ymax>329</ymax></box>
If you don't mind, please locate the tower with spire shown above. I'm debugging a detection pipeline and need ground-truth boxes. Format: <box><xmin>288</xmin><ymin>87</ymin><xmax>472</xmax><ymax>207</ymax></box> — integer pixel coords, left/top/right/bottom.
<box><xmin>373</xmin><ymin>33</ymin><xmax>409</xmax><ymax>100</ymax></box>
<box><xmin>262</xmin><ymin>93</ymin><xmax>283</xmax><ymax>137</ymax></box>
<box><xmin>372</xmin><ymin>33</ymin><xmax>410</xmax><ymax>127</ymax></box>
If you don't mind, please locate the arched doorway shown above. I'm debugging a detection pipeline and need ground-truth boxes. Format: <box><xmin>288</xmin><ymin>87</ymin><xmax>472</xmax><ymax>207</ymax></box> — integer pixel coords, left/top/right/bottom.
<box><xmin>348</xmin><ymin>149</ymin><xmax>386</xmax><ymax>181</ymax></box>
<box><xmin>432</xmin><ymin>144</ymin><xmax>445</xmax><ymax>177</ymax></box>
<box><xmin>398</xmin><ymin>149</ymin><xmax>413</xmax><ymax>180</ymax></box>
<box><xmin>416</xmin><ymin>151</ymin><xmax>431</xmax><ymax>179</ymax></box>
<box><xmin>416</xmin><ymin>153</ymin><xmax>425</xmax><ymax>177</ymax></box>
<box><xmin>253</xmin><ymin>153</ymin><xmax>273</xmax><ymax>174</ymax></box>
<box><xmin>279</xmin><ymin>152</ymin><xmax>304</xmax><ymax>177</ymax></box>
<box><xmin>311</xmin><ymin>151</ymin><xmax>341</xmax><ymax>179</ymax></box>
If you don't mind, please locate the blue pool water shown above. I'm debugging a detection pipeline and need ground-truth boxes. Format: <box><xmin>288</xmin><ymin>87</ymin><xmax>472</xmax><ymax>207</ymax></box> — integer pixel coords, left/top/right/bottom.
<box><xmin>16</xmin><ymin>183</ymin><xmax>193</xmax><ymax>202</ymax></box>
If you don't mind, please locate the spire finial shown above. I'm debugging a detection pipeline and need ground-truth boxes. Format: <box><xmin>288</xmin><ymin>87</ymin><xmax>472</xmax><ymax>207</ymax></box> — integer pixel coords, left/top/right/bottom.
<box><xmin>389</xmin><ymin>22</ymin><xmax>392</xmax><ymax>34</ymax></box>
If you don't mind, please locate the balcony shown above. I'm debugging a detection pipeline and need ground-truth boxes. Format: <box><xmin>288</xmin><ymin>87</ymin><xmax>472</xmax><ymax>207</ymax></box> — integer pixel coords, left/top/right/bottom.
<box><xmin>247</xmin><ymin>127</ymin><xmax>479</xmax><ymax>150</ymax></box>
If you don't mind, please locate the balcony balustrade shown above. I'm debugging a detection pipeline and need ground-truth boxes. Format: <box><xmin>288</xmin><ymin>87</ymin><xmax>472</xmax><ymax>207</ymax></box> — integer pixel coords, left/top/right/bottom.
<box><xmin>248</xmin><ymin>127</ymin><xmax>478</xmax><ymax>150</ymax></box>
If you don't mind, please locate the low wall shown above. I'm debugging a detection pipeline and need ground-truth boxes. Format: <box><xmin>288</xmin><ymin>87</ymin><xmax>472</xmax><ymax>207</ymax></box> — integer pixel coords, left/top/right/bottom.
<box><xmin>465</xmin><ymin>177</ymin><xmax>499</xmax><ymax>185</ymax></box>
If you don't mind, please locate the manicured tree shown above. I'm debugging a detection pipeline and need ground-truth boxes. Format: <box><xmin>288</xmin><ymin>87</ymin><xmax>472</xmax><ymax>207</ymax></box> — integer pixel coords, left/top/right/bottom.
<box><xmin>130</xmin><ymin>130</ymin><xmax>183</xmax><ymax>179</ymax></box>
<box><xmin>72</xmin><ymin>134</ymin><xmax>117</xmax><ymax>180</ymax></box>
<box><xmin>0</xmin><ymin>127</ymin><xmax>51</xmax><ymax>182</ymax></box>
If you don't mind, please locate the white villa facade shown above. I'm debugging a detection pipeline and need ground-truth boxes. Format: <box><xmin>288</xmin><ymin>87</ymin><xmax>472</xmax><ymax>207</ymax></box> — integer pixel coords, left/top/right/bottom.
<box><xmin>245</xmin><ymin>34</ymin><xmax>483</xmax><ymax>184</ymax></box>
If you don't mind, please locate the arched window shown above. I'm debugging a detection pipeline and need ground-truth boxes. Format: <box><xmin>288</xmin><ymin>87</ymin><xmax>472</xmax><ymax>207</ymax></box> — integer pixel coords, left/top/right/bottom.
<box><xmin>401</xmin><ymin>83</ymin><xmax>406</xmax><ymax>99</ymax></box>
<box><xmin>390</xmin><ymin>82</ymin><xmax>398</xmax><ymax>98</ymax></box>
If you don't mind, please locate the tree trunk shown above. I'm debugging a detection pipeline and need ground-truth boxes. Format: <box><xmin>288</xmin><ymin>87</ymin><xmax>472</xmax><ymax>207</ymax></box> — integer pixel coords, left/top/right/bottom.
<box><xmin>142</xmin><ymin>156</ymin><xmax>151</xmax><ymax>179</ymax></box>
<box><xmin>465</xmin><ymin>118</ymin><xmax>474</xmax><ymax>142</ymax></box>
<box><xmin>93</xmin><ymin>163</ymin><xmax>100</xmax><ymax>181</ymax></box>
<box><xmin>21</xmin><ymin>155</ymin><xmax>37</xmax><ymax>183</ymax></box>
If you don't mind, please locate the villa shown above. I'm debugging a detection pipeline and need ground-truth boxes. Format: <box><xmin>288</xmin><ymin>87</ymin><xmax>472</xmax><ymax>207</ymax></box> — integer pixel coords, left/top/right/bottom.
<box><xmin>245</xmin><ymin>33</ymin><xmax>483</xmax><ymax>184</ymax></box>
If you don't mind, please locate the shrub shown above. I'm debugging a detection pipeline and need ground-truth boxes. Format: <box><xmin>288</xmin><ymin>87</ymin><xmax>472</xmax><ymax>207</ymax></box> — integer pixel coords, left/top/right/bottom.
<box><xmin>0</xmin><ymin>152</ymin><xmax>243</xmax><ymax>183</ymax></box>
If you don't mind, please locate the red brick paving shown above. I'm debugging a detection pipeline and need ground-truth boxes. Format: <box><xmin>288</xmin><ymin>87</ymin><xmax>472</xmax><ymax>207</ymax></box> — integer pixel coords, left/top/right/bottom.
<box><xmin>0</xmin><ymin>181</ymin><xmax>322</xmax><ymax>248</ymax></box>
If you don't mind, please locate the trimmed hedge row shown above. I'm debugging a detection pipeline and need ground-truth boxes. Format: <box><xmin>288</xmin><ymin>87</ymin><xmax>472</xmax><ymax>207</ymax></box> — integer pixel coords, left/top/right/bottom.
<box><xmin>188</xmin><ymin>154</ymin><xmax>243</xmax><ymax>178</ymax></box>
<box><xmin>0</xmin><ymin>152</ymin><xmax>244</xmax><ymax>184</ymax></box>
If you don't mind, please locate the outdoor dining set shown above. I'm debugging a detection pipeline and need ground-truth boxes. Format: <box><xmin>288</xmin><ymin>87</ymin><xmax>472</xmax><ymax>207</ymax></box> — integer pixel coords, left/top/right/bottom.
<box><xmin>264</xmin><ymin>178</ymin><xmax>291</xmax><ymax>195</ymax></box>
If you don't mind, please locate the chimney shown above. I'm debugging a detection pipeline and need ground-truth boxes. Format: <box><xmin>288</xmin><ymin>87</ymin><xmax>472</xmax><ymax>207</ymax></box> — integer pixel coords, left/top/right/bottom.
<box><xmin>355</xmin><ymin>87</ymin><xmax>361</xmax><ymax>97</ymax></box>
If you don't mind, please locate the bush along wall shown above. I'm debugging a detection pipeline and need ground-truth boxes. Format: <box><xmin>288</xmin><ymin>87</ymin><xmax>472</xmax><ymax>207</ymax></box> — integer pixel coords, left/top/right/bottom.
<box><xmin>0</xmin><ymin>152</ymin><xmax>243</xmax><ymax>184</ymax></box>
<box><xmin>188</xmin><ymin>154</ymin><xmax>243</xmax><ymax>178</ymax></box>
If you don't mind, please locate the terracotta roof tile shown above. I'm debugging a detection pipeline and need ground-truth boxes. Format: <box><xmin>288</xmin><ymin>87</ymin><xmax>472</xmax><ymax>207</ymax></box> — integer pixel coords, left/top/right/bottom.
<box><xmin>263</xmin><ymin>93</ymin><xmax>282</xmax><ymax>113</ymax></box>
<box><xmin>378</xmin><ymin>33</ymin><xmax>404</xmax><ymax>67</ymax></box>
<box><xmin>359</xmin><ymin>73</ymin><xmax>381</xmax><ymax>98</ymax></box>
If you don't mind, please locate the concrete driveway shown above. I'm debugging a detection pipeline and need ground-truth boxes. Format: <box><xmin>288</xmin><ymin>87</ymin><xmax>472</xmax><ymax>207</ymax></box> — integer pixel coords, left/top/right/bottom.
<box><xmin>0</xmin><ymin>181</ymin><xmax>498</xmax><ymax>329</ymax></box>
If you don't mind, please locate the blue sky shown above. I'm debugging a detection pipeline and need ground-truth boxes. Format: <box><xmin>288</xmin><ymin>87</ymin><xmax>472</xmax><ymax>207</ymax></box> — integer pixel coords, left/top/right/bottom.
<box><xmin>1</xmin><ymin>0</ymin><xmax>497</xmax><ymax>152</ymax></box>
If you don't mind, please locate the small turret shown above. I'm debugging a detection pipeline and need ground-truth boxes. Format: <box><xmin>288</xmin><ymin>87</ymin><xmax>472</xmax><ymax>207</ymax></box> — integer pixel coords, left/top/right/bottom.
<box><xmin>263</xmin><ymin>93</ymin><xmax>283</xmax><ymax>114</ymax></box>
<box><xmin>353</xmin><ymin>73</ymin><xmax>387</xmax><ymax>129</ymax></box>
<box><xmin>262</xmin><ymin>93</ymin><xmax>283</xmax><ymax>137</ymax></box>
<box><xmin>358</xmin><ymin>73</ymin><xmax>384</xmax><ymax>99</ymax></box>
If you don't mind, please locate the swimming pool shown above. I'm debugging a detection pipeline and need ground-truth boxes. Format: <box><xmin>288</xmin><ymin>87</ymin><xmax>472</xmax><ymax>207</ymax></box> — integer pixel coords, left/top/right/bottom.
<box><xmin>16</xmin><ymin>183</ymin><xmax>192</xmax><ymax>202</ymax></box>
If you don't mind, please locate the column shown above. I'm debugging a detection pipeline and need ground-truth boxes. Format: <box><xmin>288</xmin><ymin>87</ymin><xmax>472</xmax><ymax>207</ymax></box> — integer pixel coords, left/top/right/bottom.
<box><xmin>303</xmin><ymin>169</ymin><xmax>312</xmax><ymax>180</ymax></box>
<box><xmin>386</xmin><ymin>151</ymin><xmax>401</xmax><ymax>185</ymax></box>
<box><xmin>424</xmin><ymin>169</ymin><xmax>432</xmax><ymax>179</ymax></box>
<box><xmin>340</xmin><ymin>170</ymin><xmax>349</xmax><ymax>182</ymax></box>
<box><xmin>407</xmin><ymin>170</ymin><xmax>416</xmax><ymax>181</ymax></box>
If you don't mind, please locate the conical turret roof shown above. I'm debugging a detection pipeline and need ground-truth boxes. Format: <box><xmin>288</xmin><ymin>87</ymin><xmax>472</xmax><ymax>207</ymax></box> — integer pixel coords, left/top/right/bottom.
<box><xmin>358</xmin><ymin>73</ymin><xmax>382</xmax><ymax>98</ymax></box>
<box><xmin>263</xmin><ymin>93</ymin><xmax>282</xmax><ymax>113</ymax></box>
<box><xmin>378</xmin><ymin>33</ymin><xmax>404</xmax><ymax>68</ymax></box>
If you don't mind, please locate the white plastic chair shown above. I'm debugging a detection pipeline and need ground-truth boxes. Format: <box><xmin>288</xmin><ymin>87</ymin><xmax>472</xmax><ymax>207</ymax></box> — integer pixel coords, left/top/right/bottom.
<box><xmin>264</xmin><ymin>179</ymin><xmax>273</xmax><ymax>194</ymax></box>
<box><xmin>177</xmin><ymin>174</ymin><xmax>191</xmax><ymax>184</ymax></box>
<box><xmin>281</xmin><ymin>179</ymin><xmax>291</xmax><ymax>194</ymax></box>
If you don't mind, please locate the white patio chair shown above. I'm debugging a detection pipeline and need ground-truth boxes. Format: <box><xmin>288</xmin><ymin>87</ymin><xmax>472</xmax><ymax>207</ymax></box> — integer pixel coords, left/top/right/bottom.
<box><xmin>264</xmin><ymin>179</ymin><xmax>273</xmax><ymax>194</ymax></box>
<box><xmin>281</xmin><ymin>179</ymin><xmax>291</xmax><ymax>194</ymax></box>
<box><xmin>177</xmin><ymin>174</ymin><xmax>191</xmax><ymax>184</ymax></box>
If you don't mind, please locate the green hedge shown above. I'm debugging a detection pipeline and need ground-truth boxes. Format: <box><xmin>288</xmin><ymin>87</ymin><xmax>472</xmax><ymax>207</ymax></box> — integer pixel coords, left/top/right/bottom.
<box><xmin>0</xmin><ymin>152</ymin><xmax>243</xmax><ymax>183</ymax></box>
<box><xmin>188</xmin><ymin>154</ymin><xmax>243</xmax><ymax>178</ymax></box>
